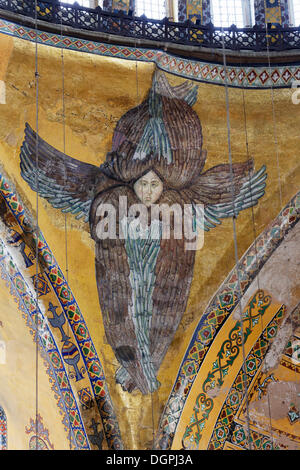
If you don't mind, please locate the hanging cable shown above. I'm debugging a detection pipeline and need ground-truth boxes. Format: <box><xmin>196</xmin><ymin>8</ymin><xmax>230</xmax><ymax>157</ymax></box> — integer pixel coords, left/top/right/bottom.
<box><xmin>240</xmin><ymin>85</ymin><xmax>261</xmax><ymax>292</ymax></box>
<box><xmin>218</xmin><ymin>2</ymin><xmax>252</xmax><ymax>450</ymax></box>
<box><xmin>34</xmin><ymin>0</ymin><xmax>40</xmax><ymax>451</ymax></box>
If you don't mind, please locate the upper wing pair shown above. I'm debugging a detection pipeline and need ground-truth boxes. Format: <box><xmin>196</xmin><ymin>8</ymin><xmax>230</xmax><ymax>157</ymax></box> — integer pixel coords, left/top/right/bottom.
<box><xmin>20</xmin><ymin>123</ymin><xmax>115</xmax><ymax>223</ymax></box>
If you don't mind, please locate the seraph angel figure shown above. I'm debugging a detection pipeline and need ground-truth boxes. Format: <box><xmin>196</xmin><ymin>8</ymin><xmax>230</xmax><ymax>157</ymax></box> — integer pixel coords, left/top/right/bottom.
<box><xmin>20</xmin><ymin>71</ymin><xmax>267</xmax><ymax>394</ymax></box>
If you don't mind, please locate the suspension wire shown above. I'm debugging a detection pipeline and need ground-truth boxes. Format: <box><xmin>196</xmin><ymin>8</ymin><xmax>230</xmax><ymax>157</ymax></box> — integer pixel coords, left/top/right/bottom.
<box><xmin>151</xmin><ymin>386</ymin><xmax>156</xmax><ymax>448</ymax></box>
<box><xmin>264</xmin><ymin>20</ymin><xmax>299</xmax><ymax>448</ymax></box>
<box><xmin>34</xmin><ymin>0</ymin><xmax>40</xmax><ymax>451</ymax></box>
<box><xmin>293</xmin><ymin>304</ymin><xmax>300</xmax><ymax>418</ymax></box>
<box><xmin>149</xmin><ymin>63</ymin><xmax>156</xmax><ymax>453</ymax></box>
<box><xmin>59</xmin><ymin>3</ymin><xmax>72</xmax><ymax>450</ymax></box>
<box><xmin>218</xmin><ymin>2</ymin><xmax>252</xmax><ymax>450</ymax></box>
<box><xmin>265</xmin><ymin>22</ymin><xmax>283</xmax><ymax>210</ymax></box>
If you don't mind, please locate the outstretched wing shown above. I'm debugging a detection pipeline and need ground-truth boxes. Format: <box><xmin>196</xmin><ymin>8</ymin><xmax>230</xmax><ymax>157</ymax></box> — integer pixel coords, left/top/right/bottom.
<box><xmin>189</xmin><ymin>162</ymin><xmax>267</xmax><ymax>231</ymax></box>
<box><xmin>20</xmin><ymin>123</ymin><xmax>115</xmax><ymax>222</ymax></box>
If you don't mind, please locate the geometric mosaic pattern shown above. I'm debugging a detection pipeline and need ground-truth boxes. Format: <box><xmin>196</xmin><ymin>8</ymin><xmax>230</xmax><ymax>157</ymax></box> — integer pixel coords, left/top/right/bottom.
<box><xmin>0</xmin><ymin>14</ymin><xmax>298</xmax><ymax>450</ymax></box>
<box><xmin>0</xmin><ymin>18</ymin><xmax>300</xmax><ymax>89</ymax></box>
<box><xmin>202</xmin><ymin>0</ymin><xmax>211</xmax><ymax>24</ymax></box>
<box><xmin>154</xmin><ymin>191</ymin><xmax>300</xmax><ymax>450</ymax></box>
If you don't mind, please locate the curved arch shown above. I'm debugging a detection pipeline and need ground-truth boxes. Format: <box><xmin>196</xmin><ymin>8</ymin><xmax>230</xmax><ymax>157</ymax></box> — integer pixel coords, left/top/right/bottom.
<box><xmin>28</xmin><ymin>436</ymin><xmax>48</xmax><ymax>450</ymax></box>
<box><xmin>155</xmin><ymin>191</ymin><xmax>300</xmax><ymax>450</ymax></box>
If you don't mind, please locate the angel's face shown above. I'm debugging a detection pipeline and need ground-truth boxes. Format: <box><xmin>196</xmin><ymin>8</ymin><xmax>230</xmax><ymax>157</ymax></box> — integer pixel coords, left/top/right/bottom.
<box><xmin>134</xmin><ymin>170</ymin><xmax>163</xmax><ymax>207</ymax></box>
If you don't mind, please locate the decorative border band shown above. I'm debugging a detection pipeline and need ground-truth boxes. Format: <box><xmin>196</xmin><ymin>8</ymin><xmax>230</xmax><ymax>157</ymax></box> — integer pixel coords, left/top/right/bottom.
<box><xmin>0</xmin><ymin>170</ymin><xmax>123</xmax><ymax>450</ymax></box>
<box><xmin>0</xmin><ymin>18</ymin><xmax>300</xmax><ymax>88</ymax></box>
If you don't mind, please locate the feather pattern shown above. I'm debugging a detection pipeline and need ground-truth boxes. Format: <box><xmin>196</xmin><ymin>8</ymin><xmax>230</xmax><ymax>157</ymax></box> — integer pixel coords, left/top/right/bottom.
<box><xmin>20</xmin><ymin>122</ymin><xmax>115</xmax><ymax>222</ymax></box>
<box><xmin>197</xmin><ymin>164</ymin><xmax>267</xmax><ymax>231</ymax></box>
<box><xmin>123</xmin><ymin>218</ymin><xmax>162</xmax><ymax>392</ymax></box>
